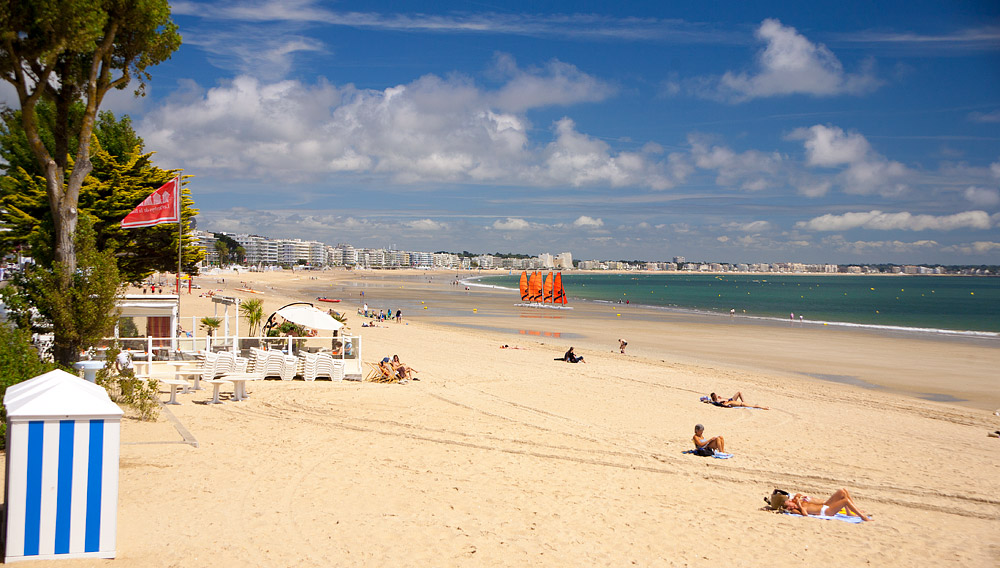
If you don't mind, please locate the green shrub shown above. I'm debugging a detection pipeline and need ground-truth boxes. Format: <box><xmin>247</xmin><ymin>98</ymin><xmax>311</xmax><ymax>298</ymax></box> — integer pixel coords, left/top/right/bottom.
<box><xmin>95</xmin><ymin>343</ymin><xmax>159</xmax><ymax>421</ymax></box>
<box><xmin>0</xmin><ymin>324</ymin><xmax>58</xmax><ymax>448</ymax></box>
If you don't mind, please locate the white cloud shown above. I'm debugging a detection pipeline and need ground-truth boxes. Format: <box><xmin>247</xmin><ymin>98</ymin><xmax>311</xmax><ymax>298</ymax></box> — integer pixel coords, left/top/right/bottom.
<box><xmin>788</xmin><ymin>124</ymin><xmax>907</xmax><ymax>196</ymax></box>
<box><xmin>796</xmin><ymin>210</ymin><xmax>992</xmax><ymax>232</ymax></box>
<box><xmin>688</xmin><ymin>137</ymin><xmax>783</xmax><ymax>191</ymax></box>
<box><xmin>963</xmin><ymin>186</ymin><xmax>1000</xmax><ymax>207</ymax></box>
<box><xmin>793</xmin><ymin>124</ymin><xmax>871</xmax><ymax>167</ymax></box>
<box><xmin>139</xmin><ymin>64</ymin><xmax>684</xmax><ymax>190</ymax></box>
<box><xmin>490</xmin><ymin>54</ymin><xmax>616</xmax><ymax>112</ymax></box>
<box><xmin>823</xmin><ymin>235</ymin><xmax>940</xmax><ymax>254</ymax></box>
<box><xmin>572</xmin><ymin>215</ymin><xmax>604</xmax><ymax>228</ymax></box>
<box><xmin>492</xmin><ymin>218</ymin><xmax>534</xmax><ymax>231</ymax></box>
<box><xmin>537</xmin><ymin>118</ymin><xmax>682</xmax><ymax>189</ymax></box>
<box><xmin>406</xmin><ymin>219</ymin><xmax>447</xmax><ymax>231</ymax></box>
<box><xmin>968</xmin><ymin>110</ymin><xmax>1000</xmax><ymax>123</ymax></box>
<box><xmin>723</xmin><ymin>220</ymin><xmax>772</xmax><ymax>232</ymax></box>
<box><xmin>173</xmin><ymin>2</ymin><xmax>736</xmax><ymax>44</ymax></box>
<box><xmin>992</xmin><ymin>160</ymin><xmax>1000</xmax><ymax>179</ymax></box>
<box><xmin>712</xmin><ymin>19</ymin><xmax>881</xmax><ymax>102</ymax></box>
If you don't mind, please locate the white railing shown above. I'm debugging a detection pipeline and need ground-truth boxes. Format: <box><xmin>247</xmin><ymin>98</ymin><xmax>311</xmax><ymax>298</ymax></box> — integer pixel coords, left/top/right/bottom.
<box><xmin>97</xmin><ymin>333</ymin><xmax>363</xmax><ymax>378</ymax></box>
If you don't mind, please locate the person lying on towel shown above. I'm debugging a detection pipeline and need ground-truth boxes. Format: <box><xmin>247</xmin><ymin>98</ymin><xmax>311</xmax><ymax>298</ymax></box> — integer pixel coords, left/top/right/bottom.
<box><xmin>705</xmin><ymin>391</ymin><xmax>768</xmax><ymax>410</ymax></box>
<box><xmin>783</xmin><ymin>489</ymin><xmax>872</xmax><ymax>521</ymax></box>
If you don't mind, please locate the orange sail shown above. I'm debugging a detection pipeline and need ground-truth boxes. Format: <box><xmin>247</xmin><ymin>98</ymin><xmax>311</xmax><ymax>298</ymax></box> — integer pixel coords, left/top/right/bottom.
<box><xmin>529</xmin><ymin>271</ymin><xmax>542</xmax><ymax>302</ymax></box>
<box><xmin>543</xmin><ymin>271</ymin><xmax>554</xmax><ymax>303</ymax></box>
<box><xmin>553</xmin><ymin>272</ymin><xmax>567</xmax><ymax>304</ymax></box>
<box><xmin>519</xmin><ymin>271</ymin><xmax>528</xmax><ymax>301</ymax></box>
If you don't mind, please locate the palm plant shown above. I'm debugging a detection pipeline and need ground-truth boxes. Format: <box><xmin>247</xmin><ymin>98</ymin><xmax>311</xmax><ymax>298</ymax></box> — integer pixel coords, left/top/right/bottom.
<box><xmin>240</xmin><ymin>298</ymin><xmax>264</xmax><ymax>337</ymax></box>
<box><xmin>199</xmin><ymin>316</ymin><xmax>222</xmax><ymax>337</ymax></box>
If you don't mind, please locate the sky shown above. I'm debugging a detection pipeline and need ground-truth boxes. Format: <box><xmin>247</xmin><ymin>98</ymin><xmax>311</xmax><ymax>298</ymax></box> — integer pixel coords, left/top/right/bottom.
<box><xmin>9</xmin><ymin>1</ymin><xmax>1000</xmax><ymax>264</ymax></box>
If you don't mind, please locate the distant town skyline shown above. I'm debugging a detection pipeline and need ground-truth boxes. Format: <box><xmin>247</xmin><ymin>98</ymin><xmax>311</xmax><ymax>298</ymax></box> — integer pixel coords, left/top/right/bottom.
<box><xmin>7</xmin><ymin>1</ymin><xmax>997</xmax><ymax>264</ymax></box>
<box><xmin>195</xmin><ymin>229</ymin><xmax>997</xmax><ymax>273</ymax></box>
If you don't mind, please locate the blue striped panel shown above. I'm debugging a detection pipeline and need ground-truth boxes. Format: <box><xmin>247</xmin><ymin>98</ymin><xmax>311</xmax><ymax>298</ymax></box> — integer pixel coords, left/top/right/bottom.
<box><xmin>85</xmin><ymin>420</ymin><xmax>104</xmax><ymax>553</ymax></box>
<box><xmin>55</xmin><ymin>420</ymin><xmax>75</xmax><ymax>554</ymax></box>
<box><xmin>24</xmin><ymin>421</ymin><xmax>44</xmax><ymax>556</ymax></box>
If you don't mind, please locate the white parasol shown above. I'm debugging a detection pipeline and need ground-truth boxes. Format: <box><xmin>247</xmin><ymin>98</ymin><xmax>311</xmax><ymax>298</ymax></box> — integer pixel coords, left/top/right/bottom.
<box><xmin>275</xmin><ymin>304</ymin><xmax>344</xmax><ymax>331</ymax></box>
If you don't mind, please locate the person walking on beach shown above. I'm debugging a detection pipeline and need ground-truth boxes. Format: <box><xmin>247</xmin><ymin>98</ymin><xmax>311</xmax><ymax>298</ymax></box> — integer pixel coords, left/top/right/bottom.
<box><xmin>618</xmin><ymin>339</ymin><xmax>627</xmax><ymax>354</ymax></box>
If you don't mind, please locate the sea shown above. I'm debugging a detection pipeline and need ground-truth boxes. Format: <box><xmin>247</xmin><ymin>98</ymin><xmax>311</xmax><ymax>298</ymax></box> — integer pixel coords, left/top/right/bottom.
<box><xmin>473</xmin><ymin>273</ymin><xmax>1000</xmax><ymax>337</ymax></box>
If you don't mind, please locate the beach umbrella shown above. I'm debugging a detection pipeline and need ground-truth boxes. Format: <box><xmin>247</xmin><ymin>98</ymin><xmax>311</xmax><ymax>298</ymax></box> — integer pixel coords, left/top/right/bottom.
<box><xmin>275</xmin><ymin>304</ymin><xmax>344</xmax><ymax>331</ymax></box>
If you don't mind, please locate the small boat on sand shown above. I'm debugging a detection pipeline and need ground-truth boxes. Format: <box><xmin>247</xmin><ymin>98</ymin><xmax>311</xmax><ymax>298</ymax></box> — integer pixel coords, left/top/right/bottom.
<box><xmin>317</xmin><ymin>297</ymin><xmax>341</xmax><ymax>303</ymax></box>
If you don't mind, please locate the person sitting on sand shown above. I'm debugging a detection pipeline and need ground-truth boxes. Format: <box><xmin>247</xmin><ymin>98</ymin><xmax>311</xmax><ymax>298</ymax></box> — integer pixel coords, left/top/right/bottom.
<box><xmin>693</xmin><ymin>424</ymin><xmax>724</xmax><ymax>453</ymax></box>
<box><xmin>562</xmin><ymin>347</ymin><xmax>585</xmax><ymax>363</ymax></box>
<box><xmin>391</xmin><ymin>355</ymin><xmax>418</xmax><ymax>381</ymax></box>
<box><xmin>707</xmin><ymin>392</ymin><xmax>768</xmax><ymax>410</ymax></box>
<box><xmin>783</xmin><ymin>489</ymin><xmax>872</xmax><ymax>521</ymax></box>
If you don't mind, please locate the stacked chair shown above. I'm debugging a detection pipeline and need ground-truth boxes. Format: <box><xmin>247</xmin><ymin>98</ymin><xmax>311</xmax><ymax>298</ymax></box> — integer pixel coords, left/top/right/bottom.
<box><xmin>264</xmin><ymin>348</ymin><xmax>299</xmax><ymax>380</ymax></box>
<box><xmin>298</xmin><ymin>352</ymin><xmax>340</xmax><ymax>381</ymax></box>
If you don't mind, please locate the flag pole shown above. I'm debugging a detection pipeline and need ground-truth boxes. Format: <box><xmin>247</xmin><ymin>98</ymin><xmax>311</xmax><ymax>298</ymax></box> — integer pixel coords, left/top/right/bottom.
<box><xmin>176</xmin><ymin>178</ymin><xmax>182</xmax><ymax>355</ymax></box>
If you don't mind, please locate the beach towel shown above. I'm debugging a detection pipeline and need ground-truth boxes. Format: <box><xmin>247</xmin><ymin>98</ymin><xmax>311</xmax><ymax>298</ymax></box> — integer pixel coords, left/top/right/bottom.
<box><xmin>782</xmin><ymin>511</ymin><xmax>865</xmax><ymax>524</ymax></box>
<box><xmin>682</xmin><ymin>450</ymin><xmax>733</xmax><ymax>459</ymax></box>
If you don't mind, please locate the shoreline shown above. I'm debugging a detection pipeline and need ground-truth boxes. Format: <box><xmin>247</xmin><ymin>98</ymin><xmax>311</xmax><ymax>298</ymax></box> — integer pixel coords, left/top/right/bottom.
<box><xmin>462</xmin><ymin>275</ymin><xmax>1000</xmax><ymax>340</ymax></box>
<box><xmin>232</xmin><ymin>268</ymin><xmax>999</xmax><ymax>412</ymax></box>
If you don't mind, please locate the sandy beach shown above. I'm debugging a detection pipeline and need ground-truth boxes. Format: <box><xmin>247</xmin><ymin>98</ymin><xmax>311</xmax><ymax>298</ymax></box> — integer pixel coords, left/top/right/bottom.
<box><xmin>7</xmin><ymin>268</ymin><xmax>999</xmax><ymax>566</ymax></box>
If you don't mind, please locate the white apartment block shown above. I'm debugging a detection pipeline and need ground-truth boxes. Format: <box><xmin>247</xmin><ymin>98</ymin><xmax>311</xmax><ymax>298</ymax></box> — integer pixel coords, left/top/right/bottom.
<box><xmin>555</xmin><ymin>252</ymin><xmax>573</xmax><ymax>269</ymax></box>
<box><xmin>433</xmin><ymin>253</ymin><xmax>459</xmax><ymax>268</ymax></box>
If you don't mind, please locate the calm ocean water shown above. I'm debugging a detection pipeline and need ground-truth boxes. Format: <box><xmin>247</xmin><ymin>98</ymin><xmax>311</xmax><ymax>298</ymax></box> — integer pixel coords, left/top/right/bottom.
<box><xmin>475</xmin><ymin>273</ymin><xmax>1000</xmax><ymax>335</ymax></box>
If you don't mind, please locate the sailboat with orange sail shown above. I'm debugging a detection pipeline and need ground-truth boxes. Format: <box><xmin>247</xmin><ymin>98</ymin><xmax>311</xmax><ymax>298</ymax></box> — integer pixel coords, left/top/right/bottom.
<box><xmin>516</xmin><ymin>270</ymin><xmax>571</xmax><ymax>309</ymax></box>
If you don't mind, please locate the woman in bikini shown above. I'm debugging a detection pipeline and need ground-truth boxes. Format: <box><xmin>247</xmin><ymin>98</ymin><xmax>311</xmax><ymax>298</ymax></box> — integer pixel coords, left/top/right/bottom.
<box><xmin>391</xmin><ymin>355</ymin><xmax>418</xmax><ymax>380</ymax></box>
<box><xmin>692</xmin><ymin>424</ymin><xmax>725</xmax><ymax>453</ymax></box>
<box><xmin>709</xmin><ymin>392</ymin><xmax>768</xmax><ymax>410</ymax></box>
<box><xmin>783</xmin><ymin>489</ymin><xmax>872</xmax><ymax>521</ymax></box>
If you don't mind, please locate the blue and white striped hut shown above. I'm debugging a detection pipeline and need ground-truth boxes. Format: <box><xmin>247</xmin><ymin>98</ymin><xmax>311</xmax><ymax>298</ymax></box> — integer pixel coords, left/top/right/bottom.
<box><xmin>3</xmin><ymin>369</ymin><xmax>123</xmax><ymax>562</ymax></box>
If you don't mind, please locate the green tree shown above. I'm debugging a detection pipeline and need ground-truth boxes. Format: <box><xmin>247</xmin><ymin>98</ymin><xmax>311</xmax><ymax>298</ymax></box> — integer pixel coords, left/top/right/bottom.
<box><xmin>0</xmin><ymin>0</ymin><xmax>181</xmax><ymax>274</ymax></box>
<box><xmin>1</xmin><ymin>214</ymin><xmax>125</xmax><ymax>365</ymax></box>
<box><xmin>0</xmin><ymin>103</ymin><xmax>203</xmax><ymax>282</ymax></box>
<box><xmin>213</xmin><ymin>241</ymin><xmax>230</xmax><ymax>265</ymax></box>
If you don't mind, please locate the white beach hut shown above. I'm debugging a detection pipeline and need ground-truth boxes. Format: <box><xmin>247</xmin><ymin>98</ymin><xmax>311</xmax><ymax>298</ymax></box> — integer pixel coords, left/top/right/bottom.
<box><xmin>3</xmin><ymin>370</ymin><xmax>123</xmax><ymax>562</ymax></box>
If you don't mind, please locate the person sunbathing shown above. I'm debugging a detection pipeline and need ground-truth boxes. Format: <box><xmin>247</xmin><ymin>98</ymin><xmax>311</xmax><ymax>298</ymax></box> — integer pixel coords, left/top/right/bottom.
<box><xmin>377</xmin><ymin>358</ymin><xmax>396</xmax><ymax>380</ymax></box>
<box><xmin>391</xmin><ymin>355</ymin><xmax>418</xmax><ymax>380</ymax></box>
<box><xmin>708</xmin><ymin>392</ymin><xmax>768</xmax><ymax>410</ymax></box>
<box><xmin>783</xmin><ymin>489</ymin><xmax>872</xmax><ymax>521</ymax></box>
<box><xmin>692</xmin><ymin>424</ymin><xmax>725</xmax><ymax>453</ymax></box>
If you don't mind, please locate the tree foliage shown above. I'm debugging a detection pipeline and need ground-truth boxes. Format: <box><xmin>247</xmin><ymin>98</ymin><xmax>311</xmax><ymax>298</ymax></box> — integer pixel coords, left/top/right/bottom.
<box><xmin>0</xmin><ymin>102</ymin><xmax>203</xmax><ymax>282</ymax></box>
<box><xmin>239</xmin><ymin>298</ymin><xmax>264</xmax><ymax>338</ymax></box>
<box><xmin>0</xmin><ymin>0</ymin><xmax>181</xmax><ymax>273</ymax></box>
<box><xmin>1</xmin><ymin>214</ymin><xmax>125</xmax><ymax>365</ymax></box>
<box><xmin>0</xmin><ymin>323</ymin><xmax>58</xmax><ymax>447</ymax></box>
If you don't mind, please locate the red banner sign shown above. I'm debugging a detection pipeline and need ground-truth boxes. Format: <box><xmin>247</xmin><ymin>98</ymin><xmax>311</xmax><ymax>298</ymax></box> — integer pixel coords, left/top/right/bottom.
<box><xmin>121</xmin><ymin>176</ymin><xmax>181</xmax><ymax>228</ymax></box>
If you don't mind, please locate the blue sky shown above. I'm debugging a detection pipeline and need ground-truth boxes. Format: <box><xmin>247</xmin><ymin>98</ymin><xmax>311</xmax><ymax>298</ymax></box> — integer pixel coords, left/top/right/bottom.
<box><xmin>23</xmin><ymin>1</ymin><xmax>1000</xmax><ymax>263</ymax></box>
